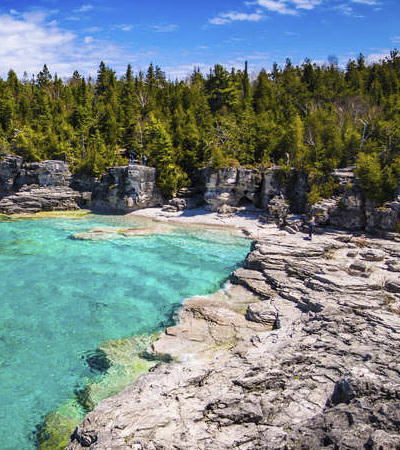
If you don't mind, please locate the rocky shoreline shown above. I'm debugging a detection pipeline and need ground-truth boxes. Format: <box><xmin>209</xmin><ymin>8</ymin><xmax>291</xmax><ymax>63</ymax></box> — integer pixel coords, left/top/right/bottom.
<box><xmin>1</xmin><ymin>153</ymin><xmax>399</xmax><ymax>448</ymax></box>
<box><xmin>2</xmin><ymin>152</ymin><xmax>400</xmax><ymax>236</ymax></box>
<box><xmin>66</xmin><ymin>217</ymin><xmax>400</xmax><ymax>450</ymax></box>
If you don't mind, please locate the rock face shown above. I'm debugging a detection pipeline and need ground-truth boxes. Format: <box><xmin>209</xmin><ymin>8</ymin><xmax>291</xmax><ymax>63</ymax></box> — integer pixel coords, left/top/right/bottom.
<box><xmin>202</xmin><ymin>167</ymin><xmax>262</xmax><ymax>212</ymax></box>
<box><xmin>17</xmin><ymin>160</ymin><xmax>73</xmax><ymax>188</ymax></box>
<box><xmin>365</xmin><ymin>199</ymin><xmax>400</xmax><ymax>234</ymax></box>
<box><xmin>0</xmin><ymin>185</ymin><xmax>90</xmax><ymax>214</ymax></box>
<box><xmin>258</xmin><ymin>168</ymin><xmax>284</xmax><ymax>210</ymax></box>
<box><xmin>67</xmin><ymin>228</ymin><xmax>400</xmax><ymax>450</ymax></box>
<box><xmin>201</xmin><ymin>167</ymin><xmax>309</xmax><ymax>217</ymax></box>
<box><xmin>2</xmin><ymin>154</ymin><xmax>399</xmax><ymax>236</ymax></box>
<box><xmin>91</xmin><ymin>165</ymin><xmax>163</xmax><ymax>212</ymax></box>
<box><xmin>0</xmin><ymin>154</ymin><xmax>90</xmax><ymax>214</ymax></box>
<box><xmin>0</xmin><ymin>155</ymin><xmax>163</xmax><ymax>214</ymax></box>
<box><xmin>200</xmin><ymin>165</ymin><xmax>400</xmax><ymax>234</ymax></box>
<box><xmin>0</xmin><ymin>153</ymin><xmax>23</xmax><ymax>194</ymax></box>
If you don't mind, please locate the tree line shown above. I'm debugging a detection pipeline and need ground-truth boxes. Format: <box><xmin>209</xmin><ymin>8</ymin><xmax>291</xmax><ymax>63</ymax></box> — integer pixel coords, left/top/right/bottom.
<box><xmin>1</xmin><ymin>52</ymin><xmax>400</xmax><ymax>200</ymax></box>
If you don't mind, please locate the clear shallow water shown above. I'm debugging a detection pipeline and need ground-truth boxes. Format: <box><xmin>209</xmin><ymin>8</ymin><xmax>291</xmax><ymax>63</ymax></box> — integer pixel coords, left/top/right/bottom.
<box><xmin>0</xmin><ymin>214</ymin><xmax>250</xmax><ymax>450</ymax></box>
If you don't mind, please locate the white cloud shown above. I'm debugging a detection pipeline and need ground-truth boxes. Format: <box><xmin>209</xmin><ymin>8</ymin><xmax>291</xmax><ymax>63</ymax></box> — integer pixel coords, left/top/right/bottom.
<box><xmin>335</xmin><ymin>3</ymin><xmax>364</xmax><ymax>16</ymax></box>
<box><xmin>351</xmin><ymin>0</ymin><xmax>378</xmax><ymax>4</ymax></box>
<box><xmin>114</xmin><ymin>24</ymin><xmax>134</xmax><ymax>32</ymax></box>
<box><xmin>152</xmin><ymin>24</ymin><xmax>179</xmax><ymax>32</ymax></box>
<box><xmin>0</xmin><ymin>12</ymin><xmax>135</xmax><ymax>78</ymax></box>
<box><xmin>257</xmin><ymin>0</ymin><xmax>297</xmax><ymax>15</ymax></box>
<box><xmin>85</xmin><ymin>26</ymin><xmax>101</xmax><ymax>33</ymax></box>
<box><xmin>75</xmin><ymin>4</ymin><xmax>94</xmax><ymax>13</ymax></box>
<box><xmin>366</xmin><ymin>50</ymin><xmax>391</xmax><ymax>64</ymax></box>
<box><xmin>210</xmin><ymin>10</ymin><xmax>264</xmax><ymax>25</ymax></box>
<box><xmin>292</xmin><ymin>0</ymin><xmax>322</xmax><ymax>10</ymax></box>
<box><xmin>256</xmin><ymin>0</ymin><xmax>321</xmax><ymax>14</ymax></box>
<box><xmin>209</xmin><ymin>17</ymin><xmax>230</xmax><ymax>25</ymax></box>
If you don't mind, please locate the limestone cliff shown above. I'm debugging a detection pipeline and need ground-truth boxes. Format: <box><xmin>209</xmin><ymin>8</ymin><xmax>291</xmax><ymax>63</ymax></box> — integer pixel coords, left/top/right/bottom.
<box><xmin>200</xmin><ymin>166</ymin><xmax>400</xmax><ymax>234</ymax></box>
<box><xmin>91</xmin><ymin>165</ymin><xmax>163</xmax><ymax>212</ymax></box>
<box><xmin>2</xmin><ymin>153</ymin><xmax>400</xmax><ymax>234</ymax></box>
<box><xmin>0</xmin><ymin>154</ymin><xmax>90</xmax><ymax>214</ymax></box>
<box><xmin>0</xmin><ymin>155</ymin><xmax>163</xmax><ymax>214</ymax></box>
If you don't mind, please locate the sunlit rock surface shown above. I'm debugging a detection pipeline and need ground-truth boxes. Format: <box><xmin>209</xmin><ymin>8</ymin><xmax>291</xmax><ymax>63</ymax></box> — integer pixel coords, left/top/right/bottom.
<box><xmin>67</xmin><ymin>229</ymin><xmax>400</xmax><ymax>450</ymax></box>
<box><xmin>90</xmin><ymin>165</ymin><xmax>163</xmax><ymax>212</ymax></box>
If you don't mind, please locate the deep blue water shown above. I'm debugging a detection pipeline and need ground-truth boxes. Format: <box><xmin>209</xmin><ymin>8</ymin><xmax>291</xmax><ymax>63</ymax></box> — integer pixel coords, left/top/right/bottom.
<box><xmin>0</xmin><ymin>214</ymin><xmax>250</xmax><ymax>449</ymax></box>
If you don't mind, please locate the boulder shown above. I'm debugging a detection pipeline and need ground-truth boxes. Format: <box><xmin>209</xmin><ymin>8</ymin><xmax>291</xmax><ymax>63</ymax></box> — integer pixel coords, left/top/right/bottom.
<box><xmin>245</xmin><ymin>302</ymin><xmax>277</xmax><ymax>325</ymax></box>
<box><xmin>310</xmin><ymin>197</ymin><xmax>338</xmax><ymax>226</ymax></box>
<box><xmin>329</xmin><ymin>184</ymin><xmax>366</xmax><ymax>230</ymax></box>
<box><xmin>162</xmin><ymin>197</ymin><xmax>187</xmax><ymax>212</ymax></box>
<box><xmin>360</xmin><ymin>249</ymin><xmax>385</xmax><ymax>261</ymax></box>
<box><xmin>267</xmin><ymin>196</ymin><xmax>289</xmax><ymax>228</ymax></box>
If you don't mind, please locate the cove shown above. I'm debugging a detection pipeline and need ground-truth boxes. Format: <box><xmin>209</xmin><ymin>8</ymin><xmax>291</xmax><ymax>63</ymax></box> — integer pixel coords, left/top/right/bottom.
<box><xmin>0</xmin><ymin>213</ymin><xmax>250</xmax><ymax>450</ymax></box>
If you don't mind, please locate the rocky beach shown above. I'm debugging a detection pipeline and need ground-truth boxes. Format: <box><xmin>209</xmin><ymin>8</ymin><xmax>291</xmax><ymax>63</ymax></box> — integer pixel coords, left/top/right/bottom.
<box><xmin>66</xmin><ymin>207</ymin><xmax>400</xmax><ymax>450</ymax></box>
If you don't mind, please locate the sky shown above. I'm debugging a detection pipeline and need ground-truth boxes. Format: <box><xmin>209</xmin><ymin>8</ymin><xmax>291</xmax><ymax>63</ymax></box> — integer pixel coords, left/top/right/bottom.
<box><xmin>0</xmin><ymin>0</ymin><xmax>398</xmax><ymax>80</ymax></box>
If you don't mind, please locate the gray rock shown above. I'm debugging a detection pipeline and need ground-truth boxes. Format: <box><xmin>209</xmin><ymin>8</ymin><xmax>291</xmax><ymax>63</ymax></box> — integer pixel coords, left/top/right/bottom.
<box><xmin>366</xmin><ymin>199</ymin><xmax>400</xmax><ymax>233</ymax></box>
<box><xmin>0</xmin><ymin>186</ymin><xmax>90</xmax><ymax>214</ymax></box>
<box><xmin>0</xmin><ymin>154</ymin><xmax>92</xmax><ymax>213</ymax></box>
<box><xmin>17</xmin><ymin>160</ymin><xmax>72</xmax><ymax>188</ymax></box>
<box><xmin>66</xmin><ymin>230</ymin><xmax>400</xmax><ymax>450</ymax></box>
<box><xmin>202</xmin><ymin>167</ymin><xmax>262</xmax><ymax>211</ymax></box>
<box><xmin>349</xmin><ymin>259</ymin><xmax>368</xmax><ymax>273</ymax></box>
<box><xmin>386</xmin><ymin>261</ymin><xmax>400</xmax><ymax>272</ymax></box>
<box><xmin>163</xmin><ymin>197</ymin><xmax>187</xmax><ymax>212</ymax></box>
<box><xmin>245</xmin><ymin>302</ymin><xmax>277</xmax><ymax>325</ymax></box>
<box><xmin>91</xmin><ymin>165</ymin><xmax>163</xmax><ymax>212</ymax></box>
<box><xmin>0</xmin><ymin>153</ymin><xmax>23</xmax><ymax>194</ymax></box>
<box><xmin>384</xmin><ymin>279</ymin><xmax>400</xmax><ymax>293</ymax></box>
<box><xmin>267</xmin><ymin>196</ymin><xmax>289</xmax><ymax>228</ymax></box>
<box><xmin>360</xmin><ymin>249</ymin><xmax>385</xmax><ymax>261</ymax></box>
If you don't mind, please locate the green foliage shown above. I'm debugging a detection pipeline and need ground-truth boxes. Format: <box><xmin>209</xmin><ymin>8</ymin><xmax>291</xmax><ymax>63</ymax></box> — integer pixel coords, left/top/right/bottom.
<box><xmin>355</xmin><ymin>152</ymin><xmax>384</xmax><ymax>201</ymax></box>
<box><xmin>0</xmin><ymin>54</ymin><xmax>400</xmax><ymax>203</ymax></box>
<box><xmin>307</xmin><ymin>184</ymin><xmax>322</xmax><ymax>205</ymax></box>
<box><xmin>306</xmin><ymin>170</ymin><xmax>338</xmax><ymax>204</ymax></box>
<box><xmin>356</xmin><ymin>151</ymin><xmax>400</xmax><ymax>202</ymax></box>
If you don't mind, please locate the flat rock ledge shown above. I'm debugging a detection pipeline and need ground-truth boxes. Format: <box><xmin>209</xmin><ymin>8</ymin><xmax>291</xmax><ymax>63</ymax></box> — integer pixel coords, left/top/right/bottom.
<box><xmin>67</xmin><ymin>230</ymin><xmax>400</xmax><ymax>450</ymax></box>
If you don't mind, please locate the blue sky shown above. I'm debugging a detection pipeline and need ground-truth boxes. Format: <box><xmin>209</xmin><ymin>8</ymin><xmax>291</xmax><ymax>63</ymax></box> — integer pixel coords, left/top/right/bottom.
<box><xmin>0</xmin><ymin>0</ymin><xmax>398</xmax><ymax>80</ymax></box>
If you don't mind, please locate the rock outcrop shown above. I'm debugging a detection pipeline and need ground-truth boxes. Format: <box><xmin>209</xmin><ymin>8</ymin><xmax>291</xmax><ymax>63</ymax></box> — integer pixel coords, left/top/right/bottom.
<box><xmin>0</xmin><ymin>185</ymin><xmax>90</xmax><ymax>214</ymax></box>
<box><xmin>202</xmin><ymin>167</ymin><xmax>262</xmax><ymax>212</ymax></box>
<box><xmin>0</xmin><ymin>155</ymin><xmax>164</xmax><ymax>214</ymax></box>
<box><xmin>0</xmin><ymin>153</ymin><xmax>23</xmax><ymax>194</ymax></box>
<box><xmin>200</xmin><ymin>165</ymin><xmax>400</xmax><ymax>235</ymax></box>
<box><xmin>67</xmin><ymin>228</ymin><xmax>400</xmax><ymax>450</ymax></box>
<box><xmin>0</xmin><ymin>154</ymin><xmax>90</xmax><ymax>213</ymax></box>
<box><xmin>2</xmin><ymin>153</ymin><xmax>400</xmax><ymax>235</ymax></box>
<box><xmin>91</xmin><ymin>165</ymin><xmax>163</xmax><ymax>212</ymax></box>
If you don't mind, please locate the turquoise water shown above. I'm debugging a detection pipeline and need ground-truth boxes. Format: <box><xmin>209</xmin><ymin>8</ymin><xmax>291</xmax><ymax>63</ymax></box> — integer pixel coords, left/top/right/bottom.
<box><xmin>0</xmin><ymin>214</ymin><xmax>250</xmax><ymax>450</ymax></box>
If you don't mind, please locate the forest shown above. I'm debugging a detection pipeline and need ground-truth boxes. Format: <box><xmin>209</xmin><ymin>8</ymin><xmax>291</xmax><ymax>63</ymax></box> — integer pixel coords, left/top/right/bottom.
<box><xmin>1</xmin><ymin>51</ymin><xmax>400</xmax><ymax>201</ymax></box>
